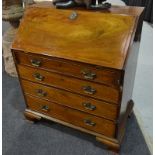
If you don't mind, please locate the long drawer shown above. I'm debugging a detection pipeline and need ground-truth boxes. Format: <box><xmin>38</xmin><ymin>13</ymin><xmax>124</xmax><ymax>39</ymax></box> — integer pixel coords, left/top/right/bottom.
<box><xmin>21</xmin><ymin>80</ymin><xmax>118</xmax><ymax>120</ymax></box>
<box><xmin>14</xmin><ymin>51</ymin><xmax>122</xmax><ymax>87</ymax></box>
<box><xmin>25</xmin><ymin>95</ymin><xmax>116</xmax><ymax>137</ymax></box>
<box><xmin>18</xmin><ymin>65</ymin><xmax>120</xmax><ymax>103</ymax></box>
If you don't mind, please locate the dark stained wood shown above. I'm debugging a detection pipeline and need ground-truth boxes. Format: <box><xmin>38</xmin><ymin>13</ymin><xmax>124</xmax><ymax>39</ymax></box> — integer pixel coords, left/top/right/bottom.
<box><xmin>128</xmin><ymin>100</ymin><xmax>134</xmax><ymax>118</ymax></box>
<box><xmin>25</xmin><ymin>95</ymin><xmax>116</xmax><ymax>137</ymax></box>
<box><xmin>12</xmin><ymin>6</ymin><xmax>137</xmax><ymax>69</ymax></box>
<box><xmin>14</xmin><ymin>51</ymin><xmax>122</xmax><ymax>87</ymax></box>
<box><xmin>21</xmin><ymin>79</ymin><xmax>118</xmax><ymax>120</ymax></box>
<box><xmin>18</xmin><ymin>65</ymin><xmax>120</xmax><ymax>103</ymax></box>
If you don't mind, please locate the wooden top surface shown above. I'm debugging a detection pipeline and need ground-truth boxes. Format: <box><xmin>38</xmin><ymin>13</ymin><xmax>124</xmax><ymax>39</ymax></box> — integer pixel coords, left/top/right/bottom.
<box><xmin>12</xmin><ymin>3</ymin><xmax>142</xmax><ymax>69</ymax></box>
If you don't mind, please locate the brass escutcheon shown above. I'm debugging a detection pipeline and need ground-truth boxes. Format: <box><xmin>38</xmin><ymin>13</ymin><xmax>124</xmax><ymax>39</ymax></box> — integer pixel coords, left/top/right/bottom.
<box><xmin>69</xmin><ymin>11</ymin><xmax>78</xmax><ymax>20</ymax></box>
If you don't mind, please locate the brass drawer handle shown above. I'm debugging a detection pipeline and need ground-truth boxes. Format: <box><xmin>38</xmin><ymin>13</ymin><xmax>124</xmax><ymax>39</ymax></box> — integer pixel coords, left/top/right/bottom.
<box><xmin>83</xmin><ymin>102</ymin><xmax>96</xmax><ymax>111</ymax></box>
<box><xmin>41</xmin><ymin>105</ymin><xmax>49</xmax><ymax>112</ymax></box>
<box><xmin>84</xmin><ymin>119</ymin><xmax>96</xmax><ymax>127</ymax></box>
<box><xmin>36</xmin><ymin>89</ymin><xmax>47</xmax><ymax>97</ymax></box>
<box><xmin>82</xmin><ymin>86</ymin><xmax>96</xmax><ymax>95</ymax></box>
<box><xmin>33</xmin><ymin>73</ymin><xmax>44</xmax><ymax>81</ymax></box>
<box><xmin>81</xmin><ymin>69</ymin><xmax>96</xmax><ymax>80</ymax></box>
<box><xmin>31</xmin><ymin>59</ymin><xmax>41</xmax><ymax>67</ymax></box>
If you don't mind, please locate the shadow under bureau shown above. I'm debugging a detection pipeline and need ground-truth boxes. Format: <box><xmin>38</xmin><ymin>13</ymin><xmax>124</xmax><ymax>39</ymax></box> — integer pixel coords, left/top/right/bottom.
<box><xmin>11</xmin><ymin>3</ymin><xmax>144</xmax><ymax>153</ymax></box>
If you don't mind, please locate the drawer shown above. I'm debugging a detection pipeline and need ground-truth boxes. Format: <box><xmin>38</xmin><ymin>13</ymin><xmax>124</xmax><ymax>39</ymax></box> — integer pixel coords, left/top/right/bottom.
<box><xmin>21</xmin><ymin>80</ymin><xmax>118</xmax><ymax>120</ymax></box>
<box><xmin>25</xmin><ymin>95</ymin><xmax>116</xmax><ymax>137</ymax></box>
<box><xmin>14</xmin><ymin>51</ymin><xmax>122</xmax><ymax>87</ymax></box>
<box><xmin>18</xmin><ymin>65</ymin><xmax>120</xmax><ymax>103</ymax></box>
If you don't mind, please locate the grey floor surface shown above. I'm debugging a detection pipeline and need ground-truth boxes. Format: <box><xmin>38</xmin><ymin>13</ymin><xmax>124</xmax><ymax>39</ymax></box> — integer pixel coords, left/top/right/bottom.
<box><xmin>2</xmin><ymin>69</ymin><xmax>151</xmax><ymax>155</ymax></box>
<box><xmin>132</xmin><ymin>22</ymin><xmax>153</xmax><ymax>153</ymax></box>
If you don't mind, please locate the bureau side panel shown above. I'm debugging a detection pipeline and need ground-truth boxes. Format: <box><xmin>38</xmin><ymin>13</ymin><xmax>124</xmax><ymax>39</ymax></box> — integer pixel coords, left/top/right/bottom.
<box><xmin>117</xmin><ymin>40</ymin><xmax>140</xmax><ymax>140</ymax></box>
<box><xmin>116</xmin><ymin>9</ymin><xmax>144</xmax><ymax>140</ymax></box>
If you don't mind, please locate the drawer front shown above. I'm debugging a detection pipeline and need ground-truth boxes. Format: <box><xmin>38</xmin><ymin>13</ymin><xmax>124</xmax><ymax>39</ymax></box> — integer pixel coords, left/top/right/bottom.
<box><xmin>14</xmin><ymin>51</ymin><xmax>121</xmax><ymax>87</ymax></box>
<box><xmin>25</xmin><ymin>95</ymin><xmax>116</xmax><ymax>137</ymax></box>
<box><xmin>21</xmin><ymin>80</ymin><xmax>118</xmax><ymax>120</ymax></box>
<box><xmin>18</xmin><ymin>65</ymin><xmax>120</xmax><ymax>103</ymax></box>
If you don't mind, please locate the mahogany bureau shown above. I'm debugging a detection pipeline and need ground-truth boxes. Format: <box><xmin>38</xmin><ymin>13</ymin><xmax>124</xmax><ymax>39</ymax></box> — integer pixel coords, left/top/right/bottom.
<box><xmin>11</xmin><ymin>2</ymin><xmax>144</xmax><ymax>153</ymax></box>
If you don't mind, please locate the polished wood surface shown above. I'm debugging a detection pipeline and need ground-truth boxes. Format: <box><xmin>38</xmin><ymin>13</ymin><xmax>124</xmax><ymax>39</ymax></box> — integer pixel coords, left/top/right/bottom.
<box><xmin>19</xmin><ymin>65</ymin><xmax>120</xmax><ymax>103</ymax></box>
<box><xmin>11</xmin><ymin>3</ymin><xmax>144</xmax><ymax>153</ymax></box>
<box><xmin>31</xmin><ymin>1</ymin><xmax>144</xmax><ymax>42</ymax></box>
<box><xmin>96</xmin><ymin>136</ymin><xmax>120</xmax><ymax>152</ymax></box>
<box><xmin>21</xmin><ymin>79</ymin><xmax>118</xmax><ymax>120</ymax></box>
<box><xmin>26</xmin><ymin>95</ymin><xmax>116</xmax><ymax>137</ymax></box>
<box><xmin>24</xmin><ymin>103</ymin><xmax>132</xmax><ymax>153</ymax></box>
<box><xmin>24</xmin><ymin>110</ymin><xmax>41</xmax><ymax>122</ymax></box>
<box><xmin>12</xmin><ymin>6</ymin><xmax>136</xmax><ymax>69</ymax></box>
<box><xmin>15</xmin><ymin>51</ymin><xmax>122</xmax><ymax>87</ymax></box>
<box><xmin>25</xmin><ymin>108</ymin><xmax>119</xmax><ymax>143</ymax></box>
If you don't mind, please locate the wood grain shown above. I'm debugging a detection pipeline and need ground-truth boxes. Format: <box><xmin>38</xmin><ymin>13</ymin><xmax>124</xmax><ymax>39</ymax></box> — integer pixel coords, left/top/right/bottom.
<box><xmin>18</xmin><ymin>65</ymin><xmax>120</xmax><ymax>103</ymax></box>
<box><xmin>31</xmin><ymin>1</ymin><xmax>144</xmax><ymax>42</ymax></box>
<box><xmin>25</xmin><ymin>95</ymin><xmax>116</xmax><ymax>137</ymax></box>
<box><xmin>21</xmin><ymin>79</ymin><xmax>118</xmax><ymax>120</ymax></box>
<box><xmin>14</xmin><ymin>51</ymin><xmax>122</xmax><ymax>87</ymax></box>
<box><xmin>12</xmin><ymin>6</ymin><xmax>136</xmax><ymax>69</ymax></box>
<box><xmin>11</xmin><ymin>3</ymin><xmax>144</xmax><ymax>153</ymax></box>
